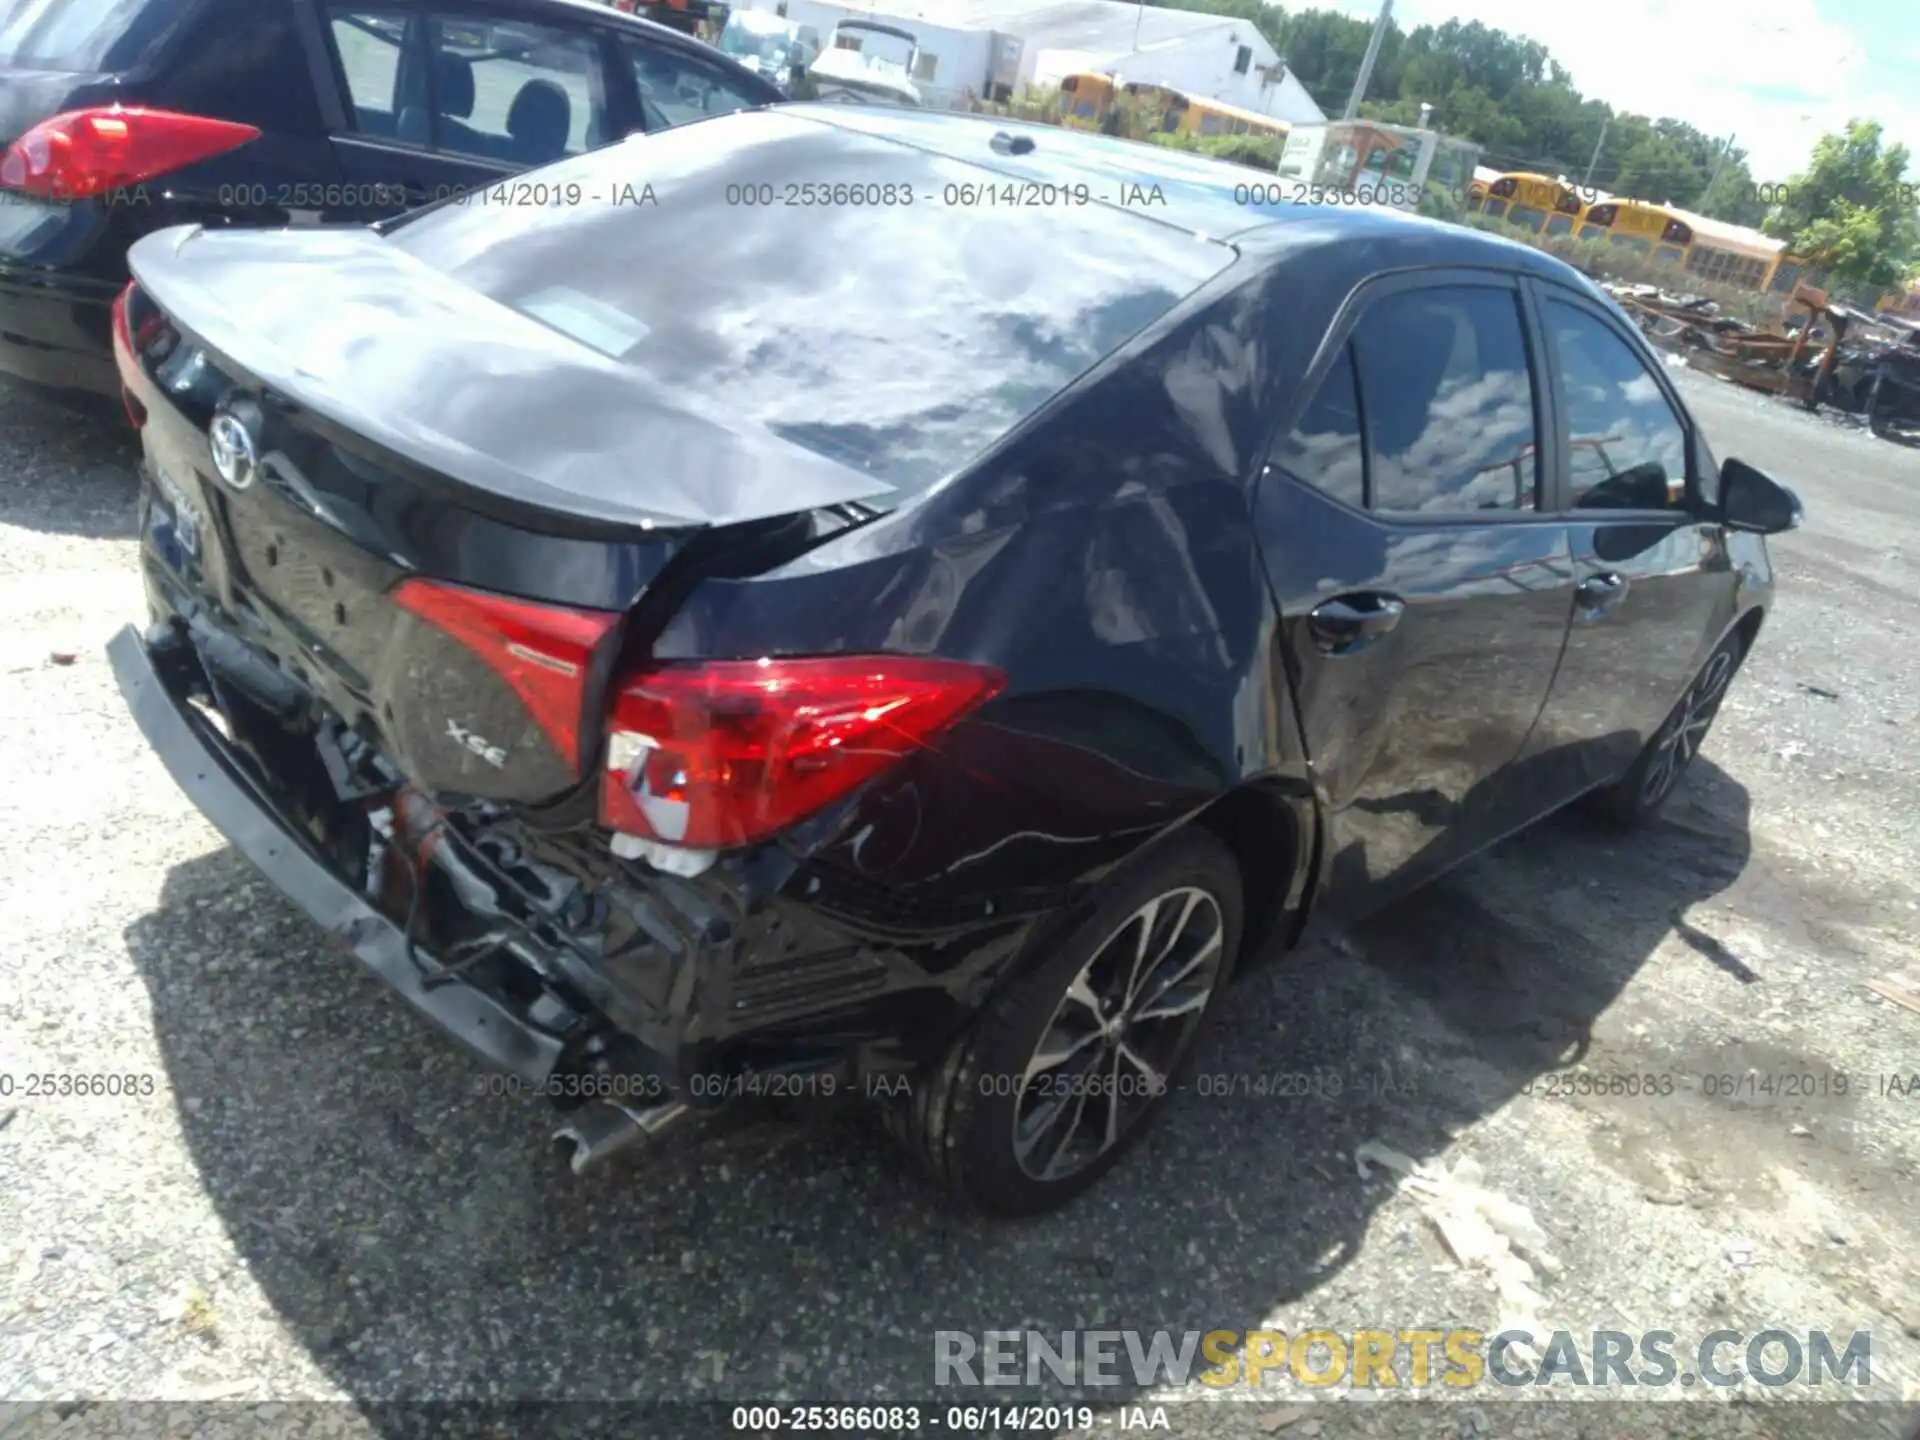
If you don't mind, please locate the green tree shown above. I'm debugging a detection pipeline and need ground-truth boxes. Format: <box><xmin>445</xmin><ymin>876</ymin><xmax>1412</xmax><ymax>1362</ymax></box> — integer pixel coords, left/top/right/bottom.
<box><xmin>1694</xmin><ymin>153</ymin><xmax>1767</xmax><ymax>227</ymax></box>
<box><xmin>1266</xmin><ymin>8</ymin><xmax>1380</xmax><ymax>114</ymax></box>
<box><xmin>1612</xmin><ymin>129</ymin><xmax>1702</xmax><ymax>206</ymax></box>
<box><xmin>1392</xmin><ymin>19</ymin><xmax>1550</xmax><ymax>104</ymax></box>
<box><xmin>1361</xmin><ymin>86</ymin><xmax>1524</xmax><ymax>153</ymax></box>
<box><xmin>1652</xmin><ymin>119</ymin><xmax>1730</xmax><ymax>178</ymax></box>
<box><xmin>1765</xmin><ymin>120</ymin><xmax>1920</xmax><ymax>291</ymax></box>
<box><xmin>1504</xmin><ymin>83</ymin><xmax>1606</xmax><ymax>179</ymax></box>
<box><xmin>1133</xmin><ymin>0</ymin><xmax>1862</xmax><ymax>239</ymax></box>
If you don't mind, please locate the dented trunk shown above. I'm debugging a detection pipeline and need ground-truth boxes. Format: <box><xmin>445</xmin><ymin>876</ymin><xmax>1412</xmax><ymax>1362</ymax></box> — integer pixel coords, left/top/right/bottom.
<box><xmin>117</xmin><ymin>229</ymin><xmax>878</xmax><ymax>805</ymax></box>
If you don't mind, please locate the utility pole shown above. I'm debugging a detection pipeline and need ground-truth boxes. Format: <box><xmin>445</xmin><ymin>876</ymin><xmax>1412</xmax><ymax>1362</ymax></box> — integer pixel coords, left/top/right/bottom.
<box><xmin>1582</xmin><ymin>115</ymin><xmax>1611</xmax><ymax>189</ymax></box>
<box><xmin>1341</xmin><ymin>0</ymin><xmax>1393</xmax><ymax>120</ymax></box>
<box><xmin>1704</xmin><ymin>132</ymin><xmax>1737</xmax><ymax>198</ymax></box>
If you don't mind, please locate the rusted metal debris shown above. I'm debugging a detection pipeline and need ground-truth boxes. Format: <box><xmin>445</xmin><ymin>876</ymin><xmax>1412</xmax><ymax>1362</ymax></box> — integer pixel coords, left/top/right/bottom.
<box><xmin>1605</xmin><ymin>281</ymin><xmax>1920</xmax><ymax>437</ymax></box>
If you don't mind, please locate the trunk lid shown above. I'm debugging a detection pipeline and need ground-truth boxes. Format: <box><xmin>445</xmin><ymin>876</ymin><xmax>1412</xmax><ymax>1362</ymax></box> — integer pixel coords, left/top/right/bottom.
<box><xmin>126</xmin><ymin>223</ymin><xmax>899</xmax><ymax>530</ymax></box>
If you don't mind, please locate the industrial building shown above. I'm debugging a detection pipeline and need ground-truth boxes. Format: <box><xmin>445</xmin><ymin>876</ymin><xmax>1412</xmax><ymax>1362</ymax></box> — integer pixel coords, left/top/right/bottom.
<box><xmin>736</xmin><ymin>0</ymin><xmax>1327</xmax><ymax>120</ymax></box>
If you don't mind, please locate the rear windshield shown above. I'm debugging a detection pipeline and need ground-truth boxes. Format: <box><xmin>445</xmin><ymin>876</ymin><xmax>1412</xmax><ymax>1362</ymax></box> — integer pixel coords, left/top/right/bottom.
<box><xmin>812</xmin><ymin>106</ymin><xmax>1304</xmax><ymax>232</ymax></box>
<box><xmin>0</xmin><ymin>0</ymin><xmax>179</xmax><ymax>70</ymax></box>
<box><xmin>387</xmin><ymin>109</ymin><xmax>1236</xmax><ymax>493</ymax></box>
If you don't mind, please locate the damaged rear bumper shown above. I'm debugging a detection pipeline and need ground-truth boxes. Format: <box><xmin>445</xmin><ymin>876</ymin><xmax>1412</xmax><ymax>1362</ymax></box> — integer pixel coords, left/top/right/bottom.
<box><xmin>108</xmin><ymin>623</ymin><xmax>567</xmax><ymax>1085</ymax></box>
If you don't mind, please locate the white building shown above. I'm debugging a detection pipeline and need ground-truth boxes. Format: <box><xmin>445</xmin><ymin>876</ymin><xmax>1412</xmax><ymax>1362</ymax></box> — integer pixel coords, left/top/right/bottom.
<box><xmin>738</xmin><ymin>0</ymin><xmax>1325</xmax><ymax>122</ymax></box>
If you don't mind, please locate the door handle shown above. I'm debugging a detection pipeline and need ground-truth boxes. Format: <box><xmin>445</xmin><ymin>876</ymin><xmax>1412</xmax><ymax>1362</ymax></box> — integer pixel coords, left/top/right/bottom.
<box><xmin>1575</xmin><ymin>571</ymin><xmax>1631</xmax><ymax>615</ymax></box>
<box><xmin>1308</xmin><ymin>593</ymin><xmax>1406</xmax><ymax>655</ymax></box>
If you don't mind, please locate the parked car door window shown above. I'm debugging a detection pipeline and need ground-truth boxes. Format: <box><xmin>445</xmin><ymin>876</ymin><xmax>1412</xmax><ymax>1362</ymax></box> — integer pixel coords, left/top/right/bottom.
<box><xmin>1352</xmin><ymin>286</ymin><xmax>1539</xmax><ymax>514</ymax></box>
<box><xmin>1269</xmin><ymin>343</ymin><xmax>1365</xmax><ymax>509</ymax></box>
<box><xmin>329</xmin><ymin>9</ymin><xmax>412</xmax><ymax>137</ymax></box>
<box><xmin>622</xmin><ymin>38</ymin><xmax>768</xmax><ymax>132</ymax></box>
<box><xmin>414</xmin><ymin>16</ymin><xmax>604</xmax><ymax>164</ymax></box>
<box><xmin>1544</xmin><ymin>299</ymin><xmax>1692</xmax><ymax>511</ymax></box>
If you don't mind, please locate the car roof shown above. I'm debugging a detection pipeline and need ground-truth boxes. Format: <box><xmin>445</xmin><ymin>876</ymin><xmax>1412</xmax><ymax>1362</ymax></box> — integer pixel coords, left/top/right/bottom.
<box><xmin>788</xmin><ymin>103</ymin><xmax>1592</xmax><ymax>281</ymax></box>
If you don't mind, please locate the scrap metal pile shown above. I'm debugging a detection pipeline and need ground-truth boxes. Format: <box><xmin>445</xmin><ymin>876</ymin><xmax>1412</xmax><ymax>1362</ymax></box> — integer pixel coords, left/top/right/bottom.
<box><xmin>1605</xmin><ymin>281</ymin><xmax>1920</xmax><ymax>437</ymax></box>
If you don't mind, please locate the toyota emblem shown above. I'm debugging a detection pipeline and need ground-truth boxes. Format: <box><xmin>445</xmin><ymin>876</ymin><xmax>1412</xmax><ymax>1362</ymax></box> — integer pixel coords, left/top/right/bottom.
<box><xmin>209</xmin><ymin>410</ymin><xmax>259</xmax><ymax>491</ymax></box>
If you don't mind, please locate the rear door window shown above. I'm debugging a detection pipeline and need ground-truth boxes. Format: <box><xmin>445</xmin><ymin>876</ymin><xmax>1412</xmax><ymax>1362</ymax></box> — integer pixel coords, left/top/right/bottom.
<box><xmin>329</xmin><ymin>9</ymin><xmax>410</xmax><ymax>136</ymax></box>
<box><xmin>621</xmin><ymin>37</ymin><xmax>769</xmax><ymax>133</ymax></box>
<box><xmin>0</xmin><ymin>0</ymin><xmax>179</xmax><ymax>70</ymax></box>
<box><xmin>1351</xmin><ymin>284</ymin><xmax>1540</xmax><ymax>514</ymax></box>
<box><xmin>417</xmin><ymin>15</ymin><xmax>606</xmax><ymax>163</ymax></box>
<box><xmin>1269</xmin><ymin>344</ymin><xmax>1365</xmax><ymax>509</ymax></box>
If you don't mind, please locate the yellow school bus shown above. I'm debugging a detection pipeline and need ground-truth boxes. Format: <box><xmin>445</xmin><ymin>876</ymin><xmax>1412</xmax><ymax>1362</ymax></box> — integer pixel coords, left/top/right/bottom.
<box><xmin>1578</xmin><ymin>199</ymin><xmax>1698</xmax><ymax>264</ymax></box>
<box><xmin>1675</xmin><ymin>210</ymin><xmax>1794</xmax><ymax>293</ymax></box>
<box><xmin>1581</xmin><ymin>198</ymin><xmax>1822</xmax><ymax>295</ymax></box>
<box><xmin>1056</xmin><ymin>74</ymin><xmax>1286</xmax><ymax>142</ymax></box>
<box><xmin>1469</xmin><ymin>171</ymin><xmax>1587</xmax><ymax>237</ymax></box>
<box><xmin>1156</xmin><ymin>87</ymin><xmax>1289</xmax><ymax>141</ymax></box>
<box><xmin>1057</xmin><ymin>72</ymin><xmax>1116</xmax><ymax>130</ymax></box>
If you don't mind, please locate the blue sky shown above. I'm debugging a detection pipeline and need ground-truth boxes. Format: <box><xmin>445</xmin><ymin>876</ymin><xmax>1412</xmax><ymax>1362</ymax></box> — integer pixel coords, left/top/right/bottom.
<box><xmin>1319</xmin><ymin>0</ymin><xmax>1920</xmax><ymax>181</ymax></box>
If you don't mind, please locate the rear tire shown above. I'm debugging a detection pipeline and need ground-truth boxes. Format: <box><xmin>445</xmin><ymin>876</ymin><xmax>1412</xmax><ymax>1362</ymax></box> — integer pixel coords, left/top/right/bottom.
<box><xmin>1585</xmin><ymin>631</ymin><xmax>1744</xmax><ymax>827</ymax></box>
<box><xmin>890</xmin><ymin>830</ymin><xmax>1243</xmax><ymax>1216</ymax></box>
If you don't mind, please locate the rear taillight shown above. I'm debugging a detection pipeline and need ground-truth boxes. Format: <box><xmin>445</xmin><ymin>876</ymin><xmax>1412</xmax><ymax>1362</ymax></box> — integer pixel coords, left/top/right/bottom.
<box><xmin>110</xmin><ymin>282</ymin><xmax>145</xmax><ymax>428</ymax></box>
<box><xmin>110</xmin><ymin>282</ymin><xmax>135</xmax><ymax>367</ymax></box>
<box><xmin>601</xmin><ymin>656</ymin><xmax>1005</xmax><ymax>851</ymax></box>
<box><xmin>0</xmin><ymin>107</ymin><xmax>260</xmax><ymax>201</ymax></box>
<box><xmin>393</xmin><ymin>579</ymin><xmax>621</xmax><ymax>772</ymax></box>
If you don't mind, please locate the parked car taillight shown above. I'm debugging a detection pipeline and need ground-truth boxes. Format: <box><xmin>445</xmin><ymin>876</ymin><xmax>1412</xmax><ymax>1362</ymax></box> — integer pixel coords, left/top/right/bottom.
<box><xmin>110</xmin><ymin>282</ymin><xmax>146</xmax><ymax>428</ymax></box>
<box><xmin>0</xmin><ymin>107</ymin><xmax>261</xmax><ymax>200</ymax></box>
<box><xmin>393</xmin><ymin>578</ymin><xmax>621</xmax><ymax>773</ymax></box>
<box><xmin>600</xmin><ymin>656</ymin><xmax>1005</xmax><ymax>851</ymax></box>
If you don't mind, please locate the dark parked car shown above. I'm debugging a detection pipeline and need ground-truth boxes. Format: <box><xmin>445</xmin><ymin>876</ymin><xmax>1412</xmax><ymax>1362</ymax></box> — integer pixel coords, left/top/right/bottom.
<box><xmin>107</xmin><ymin>109</ymin><xmax>1799</xmax><ymax>1215</ymax></box>
<box><xmin>0</xmin><ymin>0</ymin><xmax>780</xmax><ymax>398</ymax></box>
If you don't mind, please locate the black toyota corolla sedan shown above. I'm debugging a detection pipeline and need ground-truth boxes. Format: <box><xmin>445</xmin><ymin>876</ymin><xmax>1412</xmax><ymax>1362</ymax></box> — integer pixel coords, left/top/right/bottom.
<box><xmin>0</xmin><ymin>0</ymin><xmax>780</xmax><ymax>398</ymax></box>
<box><xmin>107</xmin><ymin>107</ymin><xmax>1800</xmax><ymax>1215</ymax></box>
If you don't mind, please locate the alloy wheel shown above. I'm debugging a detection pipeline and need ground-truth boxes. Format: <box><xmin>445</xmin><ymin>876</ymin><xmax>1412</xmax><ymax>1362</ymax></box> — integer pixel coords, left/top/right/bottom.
<box><xmin>1012</xmin><ymin>886</ymin><xmax>1224</xmax><ymax>1182</ymax></box>
<box><xmin>1640</xmin><ymin>648</ymin><xmax>1735</xmax><ymax>806</ymax></box>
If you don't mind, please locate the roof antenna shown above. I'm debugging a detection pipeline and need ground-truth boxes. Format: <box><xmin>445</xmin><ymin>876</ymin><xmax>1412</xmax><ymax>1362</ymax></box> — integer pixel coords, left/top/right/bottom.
<box><xmin>991</xmin><ymin>131</ymin><xmax>1035</xmax><ymax>155</ymax></box>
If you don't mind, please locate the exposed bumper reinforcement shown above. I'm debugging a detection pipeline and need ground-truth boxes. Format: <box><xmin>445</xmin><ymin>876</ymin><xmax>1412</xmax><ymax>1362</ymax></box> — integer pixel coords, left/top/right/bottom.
<box><xmin>555</xmin><ymin>1099</ymin><xmax>691</xmax><ymax>1176</ymax></box>
<box><xmin>108</xmin><ymin>624</ymin><xmax>565</xmax><ymax>1085</ymax></box>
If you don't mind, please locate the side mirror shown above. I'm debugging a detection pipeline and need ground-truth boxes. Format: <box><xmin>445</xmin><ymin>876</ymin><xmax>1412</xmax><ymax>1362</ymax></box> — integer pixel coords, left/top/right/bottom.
<box><xmin>1720</xmin><ymin>457</ymin><xmax>1803</xmax><ymax>535</ymax></box>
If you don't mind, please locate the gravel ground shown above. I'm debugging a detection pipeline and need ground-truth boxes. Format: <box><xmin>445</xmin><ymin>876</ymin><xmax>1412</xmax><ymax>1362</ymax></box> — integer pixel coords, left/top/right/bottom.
<box><xmin>2</xmin><ymin>369</ymin><xmax>1918</xmax><ymax>1440</ymax></box>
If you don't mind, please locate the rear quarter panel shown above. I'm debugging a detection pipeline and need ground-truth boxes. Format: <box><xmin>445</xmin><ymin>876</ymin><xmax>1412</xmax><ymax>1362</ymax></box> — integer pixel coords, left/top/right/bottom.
<box><xmin>646</xmin><ymin>255</ymin><xmax>1331</xmax><ymax>954</ymax></box>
